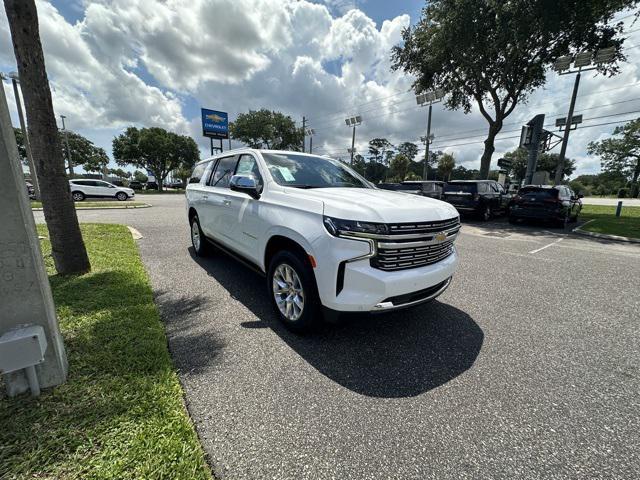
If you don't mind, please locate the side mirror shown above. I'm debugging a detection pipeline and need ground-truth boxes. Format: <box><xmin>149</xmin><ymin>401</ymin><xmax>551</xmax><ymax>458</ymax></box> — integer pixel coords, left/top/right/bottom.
<box><xmin>230</xmin><ymin>174</ymin><xmax>261</xmax><ymax>199</ymax></box>
<box><xmin>577</xmin><ymin>193</ymin><xmax>584</xmax><ymax>199</ymax></box>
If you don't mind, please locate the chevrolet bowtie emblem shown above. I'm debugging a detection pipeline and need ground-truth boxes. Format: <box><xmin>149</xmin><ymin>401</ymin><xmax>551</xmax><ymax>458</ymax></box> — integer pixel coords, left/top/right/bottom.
<box><xmin>435</xmin><ymin>232</ymin><xmax>447</xmax><ymax>242</ymax></box>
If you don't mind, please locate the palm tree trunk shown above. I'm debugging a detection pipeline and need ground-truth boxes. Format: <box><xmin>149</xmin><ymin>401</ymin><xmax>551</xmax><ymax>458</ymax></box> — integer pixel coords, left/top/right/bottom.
<box><xmin>4</xmin><ymin>0</ymin><xmax>90</xmax><ymax>275</ymax></box>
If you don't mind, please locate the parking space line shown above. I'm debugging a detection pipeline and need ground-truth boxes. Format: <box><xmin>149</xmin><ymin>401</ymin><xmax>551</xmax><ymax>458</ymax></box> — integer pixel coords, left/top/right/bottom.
<box><xmin>529</xmin><ymin>238</ymin><xmax>563</xmax><ymax>254</ymax></box>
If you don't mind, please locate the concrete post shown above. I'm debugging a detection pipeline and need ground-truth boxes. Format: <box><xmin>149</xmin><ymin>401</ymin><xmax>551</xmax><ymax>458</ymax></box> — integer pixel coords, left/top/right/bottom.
<box><xmin>0</xmin><ymin>72</ymin><xmax>67</xmax><ymax>396</ymax></box>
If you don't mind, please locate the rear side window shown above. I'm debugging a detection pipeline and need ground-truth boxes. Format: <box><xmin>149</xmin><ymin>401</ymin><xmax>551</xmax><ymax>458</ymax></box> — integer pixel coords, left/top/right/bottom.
<box><xmin>189</xmin><ymin>163</ymin><xmax>208</xmax><ymax>184</ymax></box>
<box><xmin>445</xmin><ymin>183</ymin><xmax>477</xmax><ymax>193</ymax></box>
<box><xmin>208</xmin><ymin>156</ymin><xmax>238</xmax><ymax>188</ymax></box>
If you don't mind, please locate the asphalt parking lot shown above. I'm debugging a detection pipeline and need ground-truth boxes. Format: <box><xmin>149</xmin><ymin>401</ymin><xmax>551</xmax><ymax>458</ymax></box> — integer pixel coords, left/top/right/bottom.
<box><xmin>35</xmin><ymin>194</ymin><xmax>640</xmax><ymax>479</ymax></box>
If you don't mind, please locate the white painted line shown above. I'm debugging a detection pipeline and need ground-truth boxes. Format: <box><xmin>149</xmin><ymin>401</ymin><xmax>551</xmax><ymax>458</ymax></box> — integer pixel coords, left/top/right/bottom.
<box><xmin>127</xmin><ymin>226</ymin><xmax>143</xmax><ymax>240</ymax></box>
<box><xmin>529</xmin><ymin>238</ymin><xmax>563</xmax><ymax>254</ymax></box>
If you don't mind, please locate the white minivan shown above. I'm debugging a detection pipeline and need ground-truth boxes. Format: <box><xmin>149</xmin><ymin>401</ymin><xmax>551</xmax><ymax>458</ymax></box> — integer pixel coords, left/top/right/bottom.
<box><xmin>68</xmin><ymin>179</ymin><xmax>135</xmax><ymax>201</ymax></box>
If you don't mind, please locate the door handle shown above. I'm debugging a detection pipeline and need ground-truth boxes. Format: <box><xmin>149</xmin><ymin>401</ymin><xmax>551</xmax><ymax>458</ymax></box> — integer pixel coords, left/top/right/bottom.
<box><xmin>202</xmin><ymin>195</ymin><xmax>208</xmax><ymax>200</ymax></box>
<box><xmin>223</xmin><ymin>199</ymin><xmax>231</xmax><ymax>206</ymax></box>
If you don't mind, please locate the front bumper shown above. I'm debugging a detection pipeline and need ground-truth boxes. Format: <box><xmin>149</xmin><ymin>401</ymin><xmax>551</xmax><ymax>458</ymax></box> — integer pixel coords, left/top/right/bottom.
<box><xmin>314</xmin><ymin>240</ymin><xmax>458</xmax><ymax>312</ymax></box>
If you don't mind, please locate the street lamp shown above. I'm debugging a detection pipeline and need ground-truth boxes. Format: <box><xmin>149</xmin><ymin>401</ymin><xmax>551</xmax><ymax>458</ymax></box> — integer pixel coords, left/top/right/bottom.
<box><xmin>345</xmin><ymin>115</ymin><xmax>362</xmax><ymax>164</ymax></box>
<box><xmin>305</xmin><ymin>128</ymin><xmax>315</xmax><ymax>153</ymax></box>
<box><xmin>552</xmin><ymin>47</ymin><xmax>616</xmax><ymax>184</ymax></box>
<box><xmin>1</xmin><ymin>71</ymin><xmax>40</xmax><ymax>199</ymax></box>
<box><xmin>416</xmin><ymin>88</ymin><xmax>445</xmax><ymax>180</ymax></box>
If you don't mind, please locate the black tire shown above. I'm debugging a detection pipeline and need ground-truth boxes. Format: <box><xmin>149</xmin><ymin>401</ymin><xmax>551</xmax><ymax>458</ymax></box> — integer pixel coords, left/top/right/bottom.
<box><xmin>267</xmin><ymin>250</ymin><xmax>320</xmax><ymax>333</ymax></box>
<box><xmin>190</xmin><ymin>214</ymin><xmax>209</xmax><ymax>256</ymax></box>
<box><xmin>116</xmin><ymin>191</ymin><xmax>128</xmax><ymax>201</ymax></box>
<box><xmin>71</xmin><ymin>191</ymin><xmax>85</xmax><ymax>202</ymax></box>
<box><xmin>555</xmin><ymin>211</ymin><xmax>569</xmax><ymax>229</ymax></box>
<box><xmin>479</xmin><ymin>204</ymin><xmax>492</xmax><ymax>221</ymax></box>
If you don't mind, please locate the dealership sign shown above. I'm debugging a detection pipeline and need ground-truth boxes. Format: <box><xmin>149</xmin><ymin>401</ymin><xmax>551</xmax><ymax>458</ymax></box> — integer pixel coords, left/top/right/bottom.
<box><xmin>201</xmin><ymin>108</ymin><xmax>229</xmax><ymax>139</ymax></box>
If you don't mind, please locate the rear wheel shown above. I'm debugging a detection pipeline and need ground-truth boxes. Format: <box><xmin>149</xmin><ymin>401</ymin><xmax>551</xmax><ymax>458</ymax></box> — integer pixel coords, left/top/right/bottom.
<box><xmin>71</xmin><ymin>191</ymin><xmax>85</xmax><ymax>202</ymax></box>
<box><xmin>116</xmin><ymin>191</ymin><xmax>128</xmax><ymax>201</ymax></box>
<box><xmin>190</xmin><ymin>215</ymin><xmax>209</xmax><ymax>256</ymax></box>
<box><xmin>267</xmin><ymin>250</ymin><xmax>320</xmax><ymax>332</ymax></box>
<box><xmin>480</xmin><ymin>205</ymin><xmax>492</xmax><ymax>221</ymax></box>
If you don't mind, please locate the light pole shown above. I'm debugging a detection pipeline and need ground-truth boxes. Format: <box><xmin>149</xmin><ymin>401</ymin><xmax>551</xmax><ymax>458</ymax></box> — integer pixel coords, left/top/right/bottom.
<box><xmin>306</xmin><ymin>128</ymin><xmax>315</xmax><ymax>153</ymax></box>
<box><xmin>3</xmin><ymin>71</ymin><xmax>40</xmax><ymax>199</ymax></box>
<box><xmin>60</xmin><ymin>114</ymin><xmax>73</xmax><ymax>176</ymax></box>
<box><xmin>345</xmin><ymin>115</ymin><xmax>362</xmax><ymax>164</ymax></box>
<box><xmin>416</xmin><ymin>88</ymin><xmax>445</xmax><ymax>180</ymax></box>
<box><xmin>552</xmin><ymin>47</ymin><xmax>616</xmax><ymax>184</ymax></box>
<box><xmin>420</xmin><ymin>133</ymin><xmax>435</xmax><ymax>179</ymax></box>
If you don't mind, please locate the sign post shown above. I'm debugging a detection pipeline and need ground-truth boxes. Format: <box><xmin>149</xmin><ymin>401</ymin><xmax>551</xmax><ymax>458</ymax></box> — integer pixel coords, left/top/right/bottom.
<box><xmin>201</xmin><ymin>108</ymin><xmax>229</xmax><ymax>156</ymax></box>
<box><xmin>0</xmin><ymin>74</ymin><xmax>67</xmax><ymax>396</ymax></box>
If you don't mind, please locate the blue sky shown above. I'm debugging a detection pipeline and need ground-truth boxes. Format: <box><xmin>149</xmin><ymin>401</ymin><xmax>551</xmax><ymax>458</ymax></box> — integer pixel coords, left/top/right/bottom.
<box><xmin>1</xmin><ymin>1</ymin><xmax>639</xmax><ymax>178</ymax></box>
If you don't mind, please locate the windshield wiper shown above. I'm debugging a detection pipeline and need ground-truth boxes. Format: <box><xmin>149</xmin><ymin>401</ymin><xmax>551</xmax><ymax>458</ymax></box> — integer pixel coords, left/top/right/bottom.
<box><xmin>287</xmin><ymin>184</ymin><xmax>319</xmax><ymax>189</ymax></box>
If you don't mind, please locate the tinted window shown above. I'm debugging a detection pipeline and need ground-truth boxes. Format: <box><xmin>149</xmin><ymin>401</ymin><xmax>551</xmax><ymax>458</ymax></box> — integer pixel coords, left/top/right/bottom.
<box><xmin>444</xmin><ymin>183</ymin><xmax>477</xmax><ymax>193</ymax></box>
<box><xmin>208</xmin><ymin>156</ymin><xmax>238</xmax><ymax>188</ymax></box>
<box><xmin>261</xmin><ymin>152</ymin><xmax>369</xmax><ymax>188</ymax></box>
<box><xmin>235</xmin><ymin>154</ymin><xmax>262</xmax><ymax>186</ymax></box>
<box><xmin>519</xmin><ymin>187</ymin><xmax>558</xmax><ymax>198</ymax></box>
<box><xmin>189</xmin><ymin>162</ymin><xmax>208</xmax><ymax>184</ymax></box>
<box><xmin>96</xmin><ymin>181</ymin><xmax>112</xmax><ymax>188</ymax></box>
<box><xmin>393</xmin><ymin>184</ymin><xmax>421</xmax><ymax>191</ymax></box>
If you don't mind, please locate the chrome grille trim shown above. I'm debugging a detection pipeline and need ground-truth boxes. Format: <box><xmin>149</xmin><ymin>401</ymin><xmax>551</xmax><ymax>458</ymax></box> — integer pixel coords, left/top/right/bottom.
<box><xmin>369</xmin><ymin>216</ymin><xmax>460</xmax><ymax>271</ymax></box>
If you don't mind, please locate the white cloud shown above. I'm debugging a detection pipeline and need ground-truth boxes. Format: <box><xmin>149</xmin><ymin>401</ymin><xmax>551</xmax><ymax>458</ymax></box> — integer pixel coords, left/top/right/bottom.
<box><xmin>0</xmin><ymin>0</ymin><xmax>637</xmax><ymax>177</ymax></box>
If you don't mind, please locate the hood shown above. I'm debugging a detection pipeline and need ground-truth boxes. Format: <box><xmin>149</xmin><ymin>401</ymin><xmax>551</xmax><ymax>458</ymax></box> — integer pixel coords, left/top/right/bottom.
<box><xmin>283</xmin><ymin>187</ymin><xmax>458</xmax><ymax>223</ymax></box>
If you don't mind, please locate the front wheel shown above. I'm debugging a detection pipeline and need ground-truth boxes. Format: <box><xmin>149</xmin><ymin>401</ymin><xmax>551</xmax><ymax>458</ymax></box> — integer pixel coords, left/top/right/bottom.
<box><xmin>116</xmin><ymin>192</ymin><xmax>128</xmax><ymax>201</ymax></box>
<box><xmin>71</xmin><ymin>191</ymin><xmax>85</xmax><ymax>202</ymax></box>
<box><xmin>267</xmin><ymin>250</ymin><xmax>320</xmax><ymax>332</ymax></box>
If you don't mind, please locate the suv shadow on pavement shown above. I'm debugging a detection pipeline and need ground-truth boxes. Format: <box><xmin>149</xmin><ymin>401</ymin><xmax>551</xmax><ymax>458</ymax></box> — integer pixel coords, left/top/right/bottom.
<box><xmin>189</xmin><ymin>248</ymin><xmax>484</xmax><ymax>399</ymax></box>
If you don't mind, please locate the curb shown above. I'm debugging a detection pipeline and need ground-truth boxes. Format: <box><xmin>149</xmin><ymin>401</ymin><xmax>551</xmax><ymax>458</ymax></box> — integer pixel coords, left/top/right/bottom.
<box><xmin>32</xmin><ymin>203</ymin><xmax>152</xmax><ymax>211</ymax></box>
<box><xmin>572</xmin><ymin>220</ymin><xmax>640</xmax><ymax>244</ymax></box>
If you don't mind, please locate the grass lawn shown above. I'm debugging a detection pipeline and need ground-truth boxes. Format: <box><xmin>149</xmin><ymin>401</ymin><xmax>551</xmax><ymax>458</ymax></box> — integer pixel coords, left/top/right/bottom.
<box><xmin>0</xmin><ymin>224</ymin><xmax>211</xmax><ymax>480</ymax></box>
<box><xmin>579</xmin><ymin>204</ymin><xmax>640</xmax><ymax>239</ymax></box>
<box><xmin>31</xmin><ymin>201</ymin><xmax>148</xmax><ymax>209</ymax></box>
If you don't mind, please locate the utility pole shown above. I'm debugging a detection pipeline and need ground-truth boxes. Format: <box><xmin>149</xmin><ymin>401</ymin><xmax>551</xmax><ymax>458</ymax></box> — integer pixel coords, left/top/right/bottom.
<box><xmin>552</xmin><ymin>48</ymin><xmax>616</xmax><ymax>185</ymax></box>
<box><xmin>345</xmin><ymin>116</ymin><xmax>362</xmax><ymax>164</ymax></box>
<box><xmin>416</xmin><ymin>89</ymin><xmax>445</xmax><ymax>180</ymax></box>
<box><xmin>4</xmin><ymin>72</ymin><xmax>39</xmax><ymax>200</ymax></box>
<box><xmin>554</xmin><ymin>72</ymin><xmax>580</xmax><ymax>185</ymax></box>
<box><xmin>60</xmin><ymin>115</ymin><xmax>73</xmax><ymax>176</ymax></box>
<box><xmin>302</xmin><ymin>116</ymin><xmax>306</xmax><ymax>152</ymax></box>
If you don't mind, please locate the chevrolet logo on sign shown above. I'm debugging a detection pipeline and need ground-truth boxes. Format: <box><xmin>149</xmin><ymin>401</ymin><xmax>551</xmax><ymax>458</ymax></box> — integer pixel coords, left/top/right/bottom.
<box><xmin>205</xmin><ymin>113</ymin><xmax>225</xmax><ymax>123</ymax></box>
<box><xmin>435</xmin><ymin>232</ymin><xmax>447</xmax><ymax>242</ymax></box>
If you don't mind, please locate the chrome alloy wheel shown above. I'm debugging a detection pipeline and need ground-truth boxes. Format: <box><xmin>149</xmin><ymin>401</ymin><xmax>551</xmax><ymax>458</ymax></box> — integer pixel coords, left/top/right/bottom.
<box><xmin>191</xmin><ymin>220</ymin><xmax>201</xmax><ymax>251</ymax></box>
<box><xmin>272</xmin><ymin>263</ymin><xmax>305</xmax><ymax>321</ymax></box>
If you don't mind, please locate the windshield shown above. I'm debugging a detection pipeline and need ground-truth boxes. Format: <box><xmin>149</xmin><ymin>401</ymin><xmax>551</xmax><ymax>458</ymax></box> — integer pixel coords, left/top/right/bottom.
<box><xmin>261</xmin><ymin>152</ymin><xmax>370</xmax><ymax>189</ymax></box>
<box><xmin>445</xmin><ymin>183</ymin><xmax>477</xmax><ymax>193</ymax></box>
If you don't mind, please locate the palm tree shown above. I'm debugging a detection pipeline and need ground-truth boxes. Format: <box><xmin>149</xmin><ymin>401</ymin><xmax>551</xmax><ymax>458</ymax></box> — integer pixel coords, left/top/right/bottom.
<box><xmin>438</xmin><ymin>153</ymin><xmax>456</xmax><ymax>181</ymax></box>
<box><xmin>4</xmin><ymin>0</ymin><xmax>90</xmax><ymax>274</ymax></box>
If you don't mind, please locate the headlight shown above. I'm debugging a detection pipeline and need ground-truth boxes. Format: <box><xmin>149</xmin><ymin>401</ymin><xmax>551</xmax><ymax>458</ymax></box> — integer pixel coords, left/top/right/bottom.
<box><xmin>323</xmin><ymin>216</ymin><xmax>388</xmax><ymax>237</ymax></box>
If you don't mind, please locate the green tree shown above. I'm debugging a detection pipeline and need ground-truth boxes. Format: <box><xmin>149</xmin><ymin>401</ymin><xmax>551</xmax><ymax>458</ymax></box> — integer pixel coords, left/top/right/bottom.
<box><xmin>503</xmin><ymin>148</ymin><xmax>528</xmax><ymax>181</ymax></box>
<box><xmin>392</xmin><ymin>0</ymin><xmax>634</xmax><ymax>179</ymax></box>
<box><xmin>230</xmin><ymin>109</ymin><xmax>303</xmax><ymax>150</ymax></box>
<box><xmin>397</xmin><ymin>142</ymin><xmax>418</xmax><ymax>162</ymax></box>
<box><xmin>352</xmin><ymin>154</ymin><xmax>367</xmax><ymax>177</ymax></box>
<box><xmin>113</xmin><ymin>127</ymin><xmax>199</xmax><ymax>191</ymax></box>
<box><xmin>437</xmin><ymin>153</ymin><xmax>456</xmax><ymax>181</ymax></box>
<box><xmin>133</xmin><ymin>170</ymin><xmax>148</xmax><ymax>183</ymax></box>
<box><xmin>388</xmin><ymin>153</ymin><xmax>411</xmax><ymax>182</ymax></box>
<box><xmin>365</xmin><ymin>161</ymin><xmax>389</xmax><ymax>184</ymax></box>
<box><xmin>588</xmin><ymin>118</ymin><xmax>640</xmax><ymax>197</ymax></box>
<box><xmin>368</xmin><ymin>138</ymin><xmax>393</xmax><ymax>164</ymax></box>
<box><xmin>538</xmin><ymin>153</ymin><xmax>576</xmax><ymax>180</ymax></box>
<box><xmin>13</xmin><ymin>127</ymin><xmax>27</xmax><ymax>164</ymax></box>
<box><xmin>5</xmin><ymin>0</ymin><xmax>90</xmax><ymax>274</ymax></box>
<box><xmin>66</xmin><ymin>131</ymin><xmax>109</xmax><ymax>174</ymax></box>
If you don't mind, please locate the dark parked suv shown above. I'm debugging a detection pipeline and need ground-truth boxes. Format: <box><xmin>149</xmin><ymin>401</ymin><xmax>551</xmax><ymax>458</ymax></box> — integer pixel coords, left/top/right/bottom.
<box><xmin>443</xmin><ymin>180</ymin><xmax>508</xmax><ymax>220</ymax></box>
<box><xmin>508</xmin><ymin>185</ymin><xmax>582</xmax><ymax>227</ymax></box>
<box><xmin>378</xmin><ymin>181</ymin><xmax>445</xmax><ymax>199</ymax></box>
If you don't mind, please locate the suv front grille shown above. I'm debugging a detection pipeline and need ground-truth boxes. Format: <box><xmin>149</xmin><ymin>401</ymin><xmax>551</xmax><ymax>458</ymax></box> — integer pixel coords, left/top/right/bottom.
<box><xmin>370</xmin><ymin>217</ymin><xmax>460</xmax><ymax>272</ymax></box>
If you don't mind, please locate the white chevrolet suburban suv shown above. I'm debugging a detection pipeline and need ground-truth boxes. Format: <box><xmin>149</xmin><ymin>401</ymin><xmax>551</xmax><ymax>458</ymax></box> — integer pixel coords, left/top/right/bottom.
<box><xmin>186</xmin><ymin>149</ymin><xmax>460</xmax><ymax>331</ymax></box>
